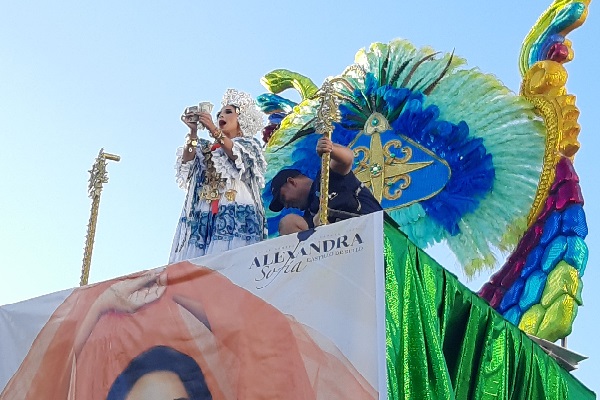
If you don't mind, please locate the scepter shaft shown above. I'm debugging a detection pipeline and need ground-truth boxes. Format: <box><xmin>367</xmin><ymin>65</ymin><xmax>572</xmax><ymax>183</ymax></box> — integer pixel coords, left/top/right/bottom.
<box><xmin>317</xmin><ymin>80</ymin><xmax>337</xmax><ymax>226</ymax></box>
<box><xmin>79</xmin><ymin>149</ymin><xmax>120</xmax><ymax>286</ymax></box>
<box><xmin>315</xmin><ymin>78</ymin><xmax>352</xmax><ymax>226</ymax></box>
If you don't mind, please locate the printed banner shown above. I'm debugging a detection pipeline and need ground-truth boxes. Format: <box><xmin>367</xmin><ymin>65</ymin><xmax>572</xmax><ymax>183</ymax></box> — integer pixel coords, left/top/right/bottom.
<box><xmin>0</xmin><ymin>212</ymin><xmax>385</xmax><ymax>399</ymax></box>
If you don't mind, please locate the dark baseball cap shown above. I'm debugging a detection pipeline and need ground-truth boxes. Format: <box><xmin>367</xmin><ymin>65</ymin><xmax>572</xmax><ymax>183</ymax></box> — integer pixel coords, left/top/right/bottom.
<box><xmin>269</xmin><ymin>169</ymin><xmax>302</xmax><ymax>212</ymax></box>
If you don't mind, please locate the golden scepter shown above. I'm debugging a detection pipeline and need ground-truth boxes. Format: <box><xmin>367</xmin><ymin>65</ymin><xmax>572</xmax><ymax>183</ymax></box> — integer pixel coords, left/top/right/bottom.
<box><xmin>315</xmin><ymin>79</ymin><xmax>337</xmax><ymax>226</ymax></box>
<box><xmin>315</xmin><ymin>77</ymin><xmax>355</xmax><ymax>226</ymax></box>
<box><xmin>80</xmin><ymin>149</ymin><xmax>120</xmax><ymax>286</ymax></box>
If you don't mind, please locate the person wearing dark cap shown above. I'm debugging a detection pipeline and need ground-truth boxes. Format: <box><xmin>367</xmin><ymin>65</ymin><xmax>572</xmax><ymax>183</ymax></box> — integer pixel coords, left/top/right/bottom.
<box><xmin>269</xmin><ymin>136</ymin><xmax>382</xmax><ymax>235</ymax></box>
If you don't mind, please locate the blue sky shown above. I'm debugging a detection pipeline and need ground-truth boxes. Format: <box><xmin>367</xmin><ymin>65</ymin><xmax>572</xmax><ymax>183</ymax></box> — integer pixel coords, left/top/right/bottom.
<box><xmin>1</xmin><ymin>0</ymin><xmax>598</xmax><ymax>394</ymax></box>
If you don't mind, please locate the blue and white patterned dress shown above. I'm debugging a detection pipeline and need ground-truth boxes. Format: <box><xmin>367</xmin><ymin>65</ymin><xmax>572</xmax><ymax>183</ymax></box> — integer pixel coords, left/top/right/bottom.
<box><xmin>169</xmin><ymin>136</ymin><xmax>267</xmax><ymax>263</ymax></box>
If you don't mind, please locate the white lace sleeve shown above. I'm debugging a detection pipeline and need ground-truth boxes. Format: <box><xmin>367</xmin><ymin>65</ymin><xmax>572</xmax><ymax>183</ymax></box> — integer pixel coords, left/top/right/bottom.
<box><xmin>174</xmin><ymin>142</ymin><xmax>207</xmax><ymax>190</ymax></box>
<box><xmin>212</xmin><ymin>137</ymin><xmax>267</xmax><ymax>188</ymax></box>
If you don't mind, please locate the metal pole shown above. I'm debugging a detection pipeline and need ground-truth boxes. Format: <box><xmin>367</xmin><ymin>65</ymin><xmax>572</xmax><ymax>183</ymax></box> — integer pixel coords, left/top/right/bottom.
<box><xmin>80</xmin><ymin>149</ymin><xmax>120</xmax><ymax>286</ymax></box>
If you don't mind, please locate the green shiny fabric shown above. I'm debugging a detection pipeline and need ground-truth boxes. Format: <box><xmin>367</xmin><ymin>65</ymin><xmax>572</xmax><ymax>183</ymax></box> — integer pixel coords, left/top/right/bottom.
<box><xmin>384</xmin><ymin>220</ymin><xmax>595</xmax><ymax>399</ymax></box>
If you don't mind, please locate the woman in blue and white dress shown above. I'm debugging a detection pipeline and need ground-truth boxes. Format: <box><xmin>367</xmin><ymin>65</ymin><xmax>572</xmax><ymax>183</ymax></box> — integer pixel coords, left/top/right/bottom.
<box><xmin>169</xmin><ymin>89</ymin><xmax>267</xmax><ymax>264</ymax></box>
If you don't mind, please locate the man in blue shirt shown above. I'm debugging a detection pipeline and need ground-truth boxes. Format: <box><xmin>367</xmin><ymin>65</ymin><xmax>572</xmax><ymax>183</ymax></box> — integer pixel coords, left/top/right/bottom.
<box><xmin>269</xmin><ymin>137</ymin><xmax>382</xmax><ymax>235</ymax></box>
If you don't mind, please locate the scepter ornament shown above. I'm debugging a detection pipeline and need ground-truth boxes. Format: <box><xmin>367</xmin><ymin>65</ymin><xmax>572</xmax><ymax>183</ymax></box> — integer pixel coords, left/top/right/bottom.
<box><xmin>80</xmin><ymin>149</ymin><xmax>120</xmax><ymax>286</ymax></box>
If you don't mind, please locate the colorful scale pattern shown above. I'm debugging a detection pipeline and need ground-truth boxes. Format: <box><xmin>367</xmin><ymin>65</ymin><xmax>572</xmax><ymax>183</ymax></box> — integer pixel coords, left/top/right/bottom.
<box><xmin>479</xmin><ymin>157</ymin><xmax>588</xmax><ymax>341</ymax></box>
<box><xmin>477</xmin><ymin>0</ymin><xmax>590</xmax><ymax>341</ymax></box>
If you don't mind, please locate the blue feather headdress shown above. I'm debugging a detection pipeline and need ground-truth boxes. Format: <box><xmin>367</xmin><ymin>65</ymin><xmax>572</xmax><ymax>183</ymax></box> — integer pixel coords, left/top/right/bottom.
<box><xmin>259</xmin><ymin>39</ymin><xmax>545</xmax><ymax>275</ymax></box>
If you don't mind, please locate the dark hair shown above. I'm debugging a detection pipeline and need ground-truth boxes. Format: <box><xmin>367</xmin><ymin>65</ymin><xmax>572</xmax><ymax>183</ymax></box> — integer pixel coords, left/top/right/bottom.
<box><xmin>107</xmin><ymin>345</ymin><xmax>212</xmax><ymax>400</ymax></box>
<box><xmin>268</xmin><ymin>169</ymin><xmax>304</xmax><ymax>212</ymax></box>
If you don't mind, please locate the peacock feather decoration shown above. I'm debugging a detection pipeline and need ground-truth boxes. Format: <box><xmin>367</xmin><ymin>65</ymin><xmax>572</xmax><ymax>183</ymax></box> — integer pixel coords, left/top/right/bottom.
<box><xmin>258</xmin><ymin>0</ymin><xmax>590</xmax><ymax>342</ymax></box>
<box><xmin>260</xmin><ymin>40</ymin><xmax>545</xmax><ymax>275</ymax></box>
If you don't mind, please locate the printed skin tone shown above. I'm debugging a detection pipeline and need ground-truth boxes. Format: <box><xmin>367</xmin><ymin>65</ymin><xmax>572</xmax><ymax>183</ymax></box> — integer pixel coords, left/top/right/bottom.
<box><xmin>124</xmin><ymin>371</ymin><xmax>188</xmax><ymax>400</ymax></box>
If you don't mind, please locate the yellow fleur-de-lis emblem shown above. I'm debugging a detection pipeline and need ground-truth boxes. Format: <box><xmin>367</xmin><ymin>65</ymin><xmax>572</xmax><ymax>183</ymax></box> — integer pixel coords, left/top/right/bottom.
<box><xmin>352</xmin><ymin>112</ymin><xmax>432</xmax><ymax>202</ymax></box>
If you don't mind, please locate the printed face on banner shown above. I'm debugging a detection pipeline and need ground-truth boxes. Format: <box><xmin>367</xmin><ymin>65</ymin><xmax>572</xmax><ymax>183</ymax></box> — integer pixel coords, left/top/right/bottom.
<box><xmin>0</xmin><ymin>213</ymin><xmax>385</xmax><ymax>399</ymax></box>
<box><xmin>124</xmin><ymin>371</ymin><xmax>189</xmax><ymax>400</ymax></box>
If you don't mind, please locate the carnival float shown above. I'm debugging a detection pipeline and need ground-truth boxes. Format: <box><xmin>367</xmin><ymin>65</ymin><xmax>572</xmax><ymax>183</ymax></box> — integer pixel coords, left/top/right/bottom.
<box><xmin>0</xmin><ymin>0</ymin><xmax>594</xmax><ymax>398</ymax></box>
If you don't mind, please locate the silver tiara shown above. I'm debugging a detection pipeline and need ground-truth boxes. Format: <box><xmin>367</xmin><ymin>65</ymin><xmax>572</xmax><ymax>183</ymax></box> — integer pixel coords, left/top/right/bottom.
<box><xmin>221</xmin><ymin>89</ymin><xmax>264</xmax><ymax>137</ymax></box>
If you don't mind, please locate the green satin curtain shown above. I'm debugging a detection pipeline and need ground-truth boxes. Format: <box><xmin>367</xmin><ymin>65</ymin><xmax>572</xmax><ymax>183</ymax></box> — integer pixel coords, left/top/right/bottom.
<box><xmin>383</xmin><ymin>220</ymin><xmax>595</xmax><ymax>400</ymax></box>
